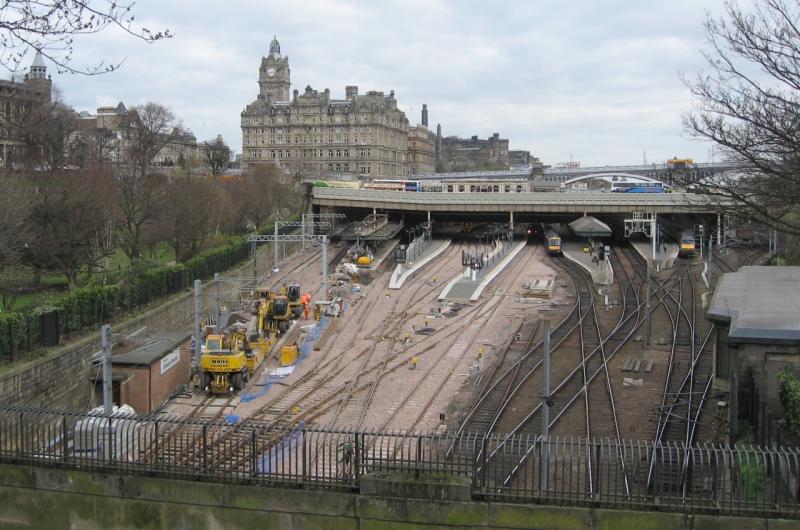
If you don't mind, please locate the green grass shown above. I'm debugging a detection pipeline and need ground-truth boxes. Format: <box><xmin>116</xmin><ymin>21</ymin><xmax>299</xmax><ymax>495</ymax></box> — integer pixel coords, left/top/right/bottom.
<box><xmin>734</xmin><ymin>423</ymin><xmax>767</xmax><ymax>502</ymax></box>
<box><xmin>104</xmin><ymin>242</ymin><xmax>176</xmax><ymax>274</ymax></box>
<box><xmin>1</xmin><ymin>292</ymin><xmax>55</xmax><ymax>312</ymax></box>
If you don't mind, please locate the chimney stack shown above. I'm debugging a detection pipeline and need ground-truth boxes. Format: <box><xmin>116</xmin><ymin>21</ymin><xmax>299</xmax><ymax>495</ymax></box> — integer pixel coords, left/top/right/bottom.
<box><xmin>422</xmin><ymin>104</ymin><xmax>428</xmax><ymax>127</ymax></box>
<box><xmin>346</xmin><ymin>85</ymin><xmax>358</xmax><ymax>100</ymax></box>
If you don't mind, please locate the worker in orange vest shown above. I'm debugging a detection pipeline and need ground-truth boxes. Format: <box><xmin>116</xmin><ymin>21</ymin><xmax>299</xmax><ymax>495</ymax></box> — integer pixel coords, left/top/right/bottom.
<box><xmin>301</xmin><ymin>292</ymin><xmax>311</xmax><ymax>319</ymax></box>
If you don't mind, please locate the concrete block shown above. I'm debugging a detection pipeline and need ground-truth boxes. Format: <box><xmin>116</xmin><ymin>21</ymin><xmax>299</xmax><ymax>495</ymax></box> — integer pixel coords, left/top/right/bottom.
<box><xmin>622</xmin><ymin>358</ymin><xmax>633</xmax><ymax>372</ymax></box>
<box><xmin>360</xmin><ymin>471</ymin><xmax>472</xmax><ymax>502</ymax></box>
<box><xmin>0</xmin><ymin>463</ymin><xmax>35</xmax><ymax>488</ymax></box>
<box><xmin>693</xmin><ymin>513</ymin><xmax>767</xmax><ymax>530</ymax></box>
<box><xmin>223</xmin><ymin>483</ymin><xmax>356</xmax><ymax>517</ymax></box>
<box><xmin>596</xmin><ymin>508</ymin><xmax>686</xmax><ymax>530</ymax></box>
<box><xmin>767</xmin><ymin>518</ymin><xmax>800</xmax><ymax>530</ymax></box>
<box><xmin>124</xmin><ymin>474</ymin><xmax>222</xmax><ymax>507</ymax></box>
<box><xmin>36</xmin><ymin>466</ymin><xmax>122</xmax><ymax>497</ymax></box>
<box><xmin>489</xmin><ymin>502</ymin><xmax>588</xmax><ymax>529</ymax></box>
<box><xmin>359</xmin><ymin>495</ymin><xmax>489</xmax><ymax>527</ymax></box>
<box><xmin>223</xmin><ymin>509</ymin><xmax>358</xmax><ymax>530</ymax></box>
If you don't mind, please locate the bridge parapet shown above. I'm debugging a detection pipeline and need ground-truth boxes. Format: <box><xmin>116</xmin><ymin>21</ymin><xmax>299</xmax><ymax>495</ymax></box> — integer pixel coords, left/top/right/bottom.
<box><xmin>312</xmin><ymin>188</ymin><xmax>722</xmax><ymax>215</ymax></box>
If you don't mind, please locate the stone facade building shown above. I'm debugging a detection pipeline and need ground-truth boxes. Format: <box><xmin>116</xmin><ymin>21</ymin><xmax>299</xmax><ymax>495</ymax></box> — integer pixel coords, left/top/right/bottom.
<box><xmin>408</xmin><ymin>125</ymin><xmax>435</xmax><ymax>175</ymax></box>
<box><xmin>73</xmin><ymin>102</ymin><xmax>200</xmax><ymax>170</ymax></box>
<box><xmin>508</xmin><ymin>149</ymin><xmax>531</xmax><ymax>168</ymax></box>
<box><xmin>435</xmin><ymin>131</ymin><xmax>510</xmax><ymax>172</ymax></box>
<box><xmin>0</xmin><ymin>51</ymin><xmax>53</xmax><ymax>167</ymax></box>
<box><xmin>707</xmin><ymin>266</ymin><xmax>800</xmax><ymax>441</ymax></box>
<box><xmin>241</xmin><ymin>37</ymin><xmax>410</xmax><ymax>177</ymax></box>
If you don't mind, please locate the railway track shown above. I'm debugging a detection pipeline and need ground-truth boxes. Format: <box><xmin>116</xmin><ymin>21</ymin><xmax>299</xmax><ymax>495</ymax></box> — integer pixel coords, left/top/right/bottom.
<box><xmin>191</xmin><ymin>242</ymin><xmax>473</xmax><ymax>468</ymax></box>
<box><xmin>623</xmin><ymin>248</ymin><xmax>717</xmax><ymax>493</ymax></box>
<box><xmin>377</xmin><ymin>243</ymin><xmax>543</xmax><ymax>436</ymax></box>
<box><xmin>453</xmin><ymin>256</ymin><xmax>587</xmax><ymax>440</ymax></box>
<box><xmin>483</xmin><ymin>245</ymin><xmax>695</xmax><ymax>493</ymax></box>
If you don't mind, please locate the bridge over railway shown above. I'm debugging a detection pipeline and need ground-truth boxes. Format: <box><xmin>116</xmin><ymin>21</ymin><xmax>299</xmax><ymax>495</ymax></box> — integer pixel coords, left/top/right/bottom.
<box><xmin>312</xmin><ymin>188</ymin><xmax>721</xmax><ymax>217</ymax></box>
<box><xmin>411</xmin><ymin>161</ymin><xmax>738</xmax><ymax>185</ymax></box>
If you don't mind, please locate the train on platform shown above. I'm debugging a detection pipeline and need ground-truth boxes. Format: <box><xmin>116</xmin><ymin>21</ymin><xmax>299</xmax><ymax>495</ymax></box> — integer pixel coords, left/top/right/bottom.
<box><xmin>678</xmin><ymin>229</ymin><xmax>697</xmax><ymax>258</ymax></box>
<box><xmin>610</xmin><ymin>181</ymin><xmax>668</xmax><ymax>193</ymax></box>
<box><xmin>362</xmin><ymin>179</ymin><xmax>421</xmax><ymax>192</ymax></box>
<box><xmin>542</xmin><ymin>225</ymin><xmax>563</xmax><ymax>256</ymax></box>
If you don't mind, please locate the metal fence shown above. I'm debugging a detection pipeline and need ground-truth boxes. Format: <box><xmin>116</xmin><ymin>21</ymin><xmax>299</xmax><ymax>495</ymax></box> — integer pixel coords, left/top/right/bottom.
<box><xmin>0</xmin><ymin>241</ymin><xmax>251</xmax><ymax>362</ymax></box>
<box><xmin>0</xmin><ymin>404</ymin><xmax>798</xmax><ymax>518</ymax></box>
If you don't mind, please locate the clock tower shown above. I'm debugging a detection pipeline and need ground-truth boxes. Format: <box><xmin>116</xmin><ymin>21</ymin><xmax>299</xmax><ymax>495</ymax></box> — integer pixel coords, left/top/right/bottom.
<box><xmin>258</xmin><ymin>36</ymin><xmax>291</xmax><ymax>102</ymax></box>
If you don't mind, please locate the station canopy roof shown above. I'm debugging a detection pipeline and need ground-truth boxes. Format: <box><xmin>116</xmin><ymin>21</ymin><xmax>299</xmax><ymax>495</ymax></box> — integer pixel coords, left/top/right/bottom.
<box><xmin>568</xmin><ymin>216</ymin><xmax>612</xmax><ymax>237</ymax></box>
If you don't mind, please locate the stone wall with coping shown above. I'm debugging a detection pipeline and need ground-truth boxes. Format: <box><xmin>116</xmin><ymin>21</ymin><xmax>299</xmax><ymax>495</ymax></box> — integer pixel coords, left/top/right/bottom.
<box><xmin>0</xmin><ymin>463</ymin><xmax>794</xmax><ymax>530</ymax></box>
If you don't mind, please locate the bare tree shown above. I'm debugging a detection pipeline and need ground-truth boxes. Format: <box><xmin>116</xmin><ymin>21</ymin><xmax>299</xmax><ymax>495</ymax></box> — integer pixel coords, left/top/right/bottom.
<box><xmin>17</xmin><ymin>97</ymin><xmax>78</xmax><ymax>170</ymax></box>
<box><xmin>202</xmin><ymin>135</ymin><xmax>231</xmax><ymax>176</ymax></box>
<box><xmin>115</xmin><ymin>102</ymin><xmax>177</xmax><ymax>260</ymax></box>
<box><xmin>0</xmin><ymin>1</ymin><xmax>170</xmax><ymax>75</ymax></box>
<box><xmin>683</xmin><ymin>0</ymin><xmax>800</xmax><ymax>236</ymax></box>
<box><xmin>0</xmin><ymin>174</ymin><xmax>31</xmax><ymax>309</ymax></box>
<box><xmin>225</xmin><ymin>170</ymin><xmax>276</xmax><ymax>231</ymax></box>
<box><xmin>122</xmin><ymin>102</ymin><xmax>179</xmax><ymax>176</ymax></box>
<box><xmin>157</xmin><ymin>178</ymin><xmax>217</xmax><ymax>262</ymax></box>
<box><xmin>24</xmin><ymin>167</ymin><xmax>116</xmax><ymax>287</ymax></box>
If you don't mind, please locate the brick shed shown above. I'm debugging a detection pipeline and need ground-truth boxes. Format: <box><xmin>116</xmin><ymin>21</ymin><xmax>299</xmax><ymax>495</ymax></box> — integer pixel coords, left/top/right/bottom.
<box><xmin>91</xmin><ymin>332</ymin><xmax>192</xmax><ymax>414</ymax></box>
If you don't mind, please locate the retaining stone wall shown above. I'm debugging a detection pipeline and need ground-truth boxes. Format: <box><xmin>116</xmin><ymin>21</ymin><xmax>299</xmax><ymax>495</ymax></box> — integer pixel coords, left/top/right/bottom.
<box><xmin>0</xmin><ymin>463</ymin><xmax>794</xmax><ymax>530</ymax></box>
<box><xmin>0</xmin><ymin>241</ymin><xmax>302</xmax><ymax>408</ymax></box>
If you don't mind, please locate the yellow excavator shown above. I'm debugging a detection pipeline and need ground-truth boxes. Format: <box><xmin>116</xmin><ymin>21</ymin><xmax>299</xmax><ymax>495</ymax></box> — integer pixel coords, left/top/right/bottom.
<box><xmin>199</xmin><ymin>331</ymin><xmax>248</xmax><ymax>394</ymax></box>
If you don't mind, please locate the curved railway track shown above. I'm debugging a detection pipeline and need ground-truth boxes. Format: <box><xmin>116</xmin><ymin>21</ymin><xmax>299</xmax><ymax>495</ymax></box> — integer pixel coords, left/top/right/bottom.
<box><xmin>480</xmin><ymin>245</ymin><xmax>696</xmax><ymax>493</ymax></box>
<box><xmin>622</xmin><ymin>248</ymin><xmax>717</xmax><ymax>493</ymax></box>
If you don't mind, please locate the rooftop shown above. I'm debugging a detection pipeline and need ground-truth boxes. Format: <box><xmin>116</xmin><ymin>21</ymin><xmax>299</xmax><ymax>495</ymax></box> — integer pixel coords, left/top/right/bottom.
<box><xmin>569</xmin><ymin>215</ymin><xmax>612</xmax><ymax>237</ymax></box>
<box><xmin>707</xmin><ymin>266</ymin><xmax>800</xmax><ymax>344</ymax></box>
<box><xmin>106</xmin><ymin>332</ymin><xmax>190</xmax><ymax>366</ymax></box>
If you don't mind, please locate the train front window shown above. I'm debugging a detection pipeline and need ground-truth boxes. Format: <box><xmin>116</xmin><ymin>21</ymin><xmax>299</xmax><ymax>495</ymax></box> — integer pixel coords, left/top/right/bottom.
<box><xmin>207</xmin><ymin>339</ymin><xmax>221</xmax><ymax>350</ymax></box>
<box><xmin>549</xmin><ymin>238</ymin><xmax>560</xmax><ymax>246</ymax></box>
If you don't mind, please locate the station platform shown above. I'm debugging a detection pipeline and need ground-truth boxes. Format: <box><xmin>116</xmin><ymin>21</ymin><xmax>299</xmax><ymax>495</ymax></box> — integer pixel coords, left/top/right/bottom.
<box><xmin>630</xmin><ymin>238</ymin><xmax>679</xmax><ymax>271</ymax></box>
<box><xmin>438</xmin><ymin>240</ymin><xmax>527</xmax><ymax>300</ymax></box>
<box><xmin>561</xmin><ymin>241</ymin><xmax>614</xmax><ymax>285</ymax></box>
<box><xmin>389</xmin><ymin>239</ymin><xmax>451</xmax><ymax>289</ymax></box>
<box><xmin>370</xmin><ymin>237</ymin><xmax>400</xmax><ymax>271</ymax></box>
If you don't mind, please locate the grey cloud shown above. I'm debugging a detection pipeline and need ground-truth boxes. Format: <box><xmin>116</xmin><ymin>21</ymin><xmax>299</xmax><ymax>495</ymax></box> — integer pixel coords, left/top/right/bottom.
<box><xmin>37</xmin><ymin>0</ymin><xmax>725</xmax><ymax>166</ymax></box>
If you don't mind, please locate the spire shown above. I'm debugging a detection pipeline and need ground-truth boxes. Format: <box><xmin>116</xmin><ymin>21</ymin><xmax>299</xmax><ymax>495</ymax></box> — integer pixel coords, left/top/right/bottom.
<box><xmin>269</xmin><ymin>35</ymin><xmax>281</xmax><ymax>58</ymax></box>
<box><xmin>29</xmin><ymin>49</ymin><xmax>47</xmax><ymax>79</ymax></box>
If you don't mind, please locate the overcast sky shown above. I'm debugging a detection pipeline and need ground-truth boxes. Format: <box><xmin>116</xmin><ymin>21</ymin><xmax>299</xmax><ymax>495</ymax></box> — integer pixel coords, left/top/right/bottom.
<box><xmin>23</xmin><ymin>0</ymin><xmax>730</xmax><ymax>166</ymax></box>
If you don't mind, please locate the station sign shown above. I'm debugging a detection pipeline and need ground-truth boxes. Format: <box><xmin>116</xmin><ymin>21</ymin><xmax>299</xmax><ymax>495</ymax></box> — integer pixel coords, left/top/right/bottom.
<box><xmin>160</xmin><ymin>349</ymin><xmax>181</xmax><ymax>375</ymax></box>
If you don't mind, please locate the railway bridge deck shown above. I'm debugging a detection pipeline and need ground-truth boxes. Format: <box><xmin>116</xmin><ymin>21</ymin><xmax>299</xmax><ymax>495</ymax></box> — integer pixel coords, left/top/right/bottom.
<box><xmin>312</xmin><ymin>188</ymin><xmax>721</xmax><ymax>216</ymax></box>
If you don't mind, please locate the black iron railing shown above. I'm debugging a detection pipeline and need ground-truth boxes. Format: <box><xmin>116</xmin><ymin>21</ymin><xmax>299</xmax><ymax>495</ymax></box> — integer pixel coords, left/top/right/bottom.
<box><xmin>0</xmin><ymin>404</ymin><xmax>798</xmax><ymax>517</ymax></box>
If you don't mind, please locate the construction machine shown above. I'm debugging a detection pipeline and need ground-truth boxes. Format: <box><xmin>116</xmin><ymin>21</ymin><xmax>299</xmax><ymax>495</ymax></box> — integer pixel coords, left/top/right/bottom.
<box><xmin>199</xmin><ymin>331</ymin><xmax>248</xmax><ymax>394</ymax></box>
<box><xmin>284</xmin><ymin>283</ymin><xmax>304</xmax><ymax>319</ymax></box>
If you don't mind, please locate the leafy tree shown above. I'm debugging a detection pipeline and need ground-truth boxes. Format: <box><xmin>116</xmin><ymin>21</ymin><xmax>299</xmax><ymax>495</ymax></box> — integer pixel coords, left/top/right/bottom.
<box><xmin>0</xmin><ymin>0</ymin><xmax>170</xmax><ymax>75</ymax></box>
<box><xmin>683</xmin><ymin>0</ymin><xmax>800</xmax><ymax>236</ymax></box>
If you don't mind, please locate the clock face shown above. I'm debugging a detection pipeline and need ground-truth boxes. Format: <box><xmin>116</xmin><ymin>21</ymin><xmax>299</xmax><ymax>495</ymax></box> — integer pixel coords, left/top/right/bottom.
<box><xmin>266</xmin><ymin>68</ymin><xmax>275</xmax><ymax>77</ymax></box>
